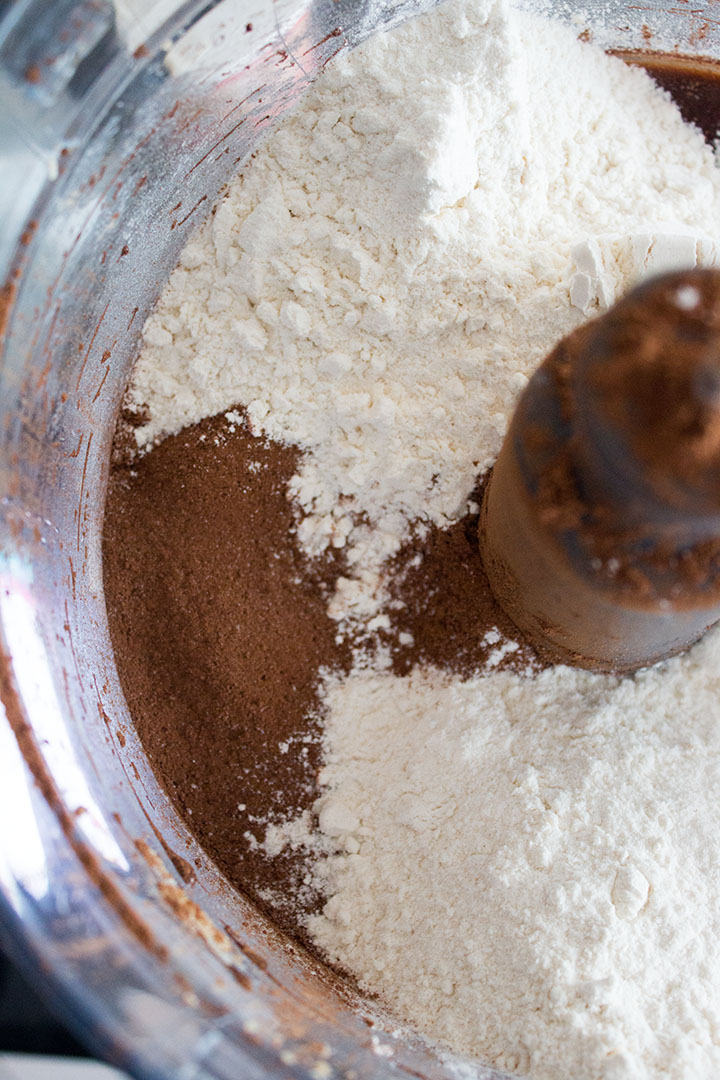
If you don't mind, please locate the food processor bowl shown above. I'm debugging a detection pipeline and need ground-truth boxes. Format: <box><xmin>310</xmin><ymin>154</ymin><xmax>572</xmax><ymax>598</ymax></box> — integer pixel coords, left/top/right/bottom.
<box><xmin>0</xmin><ymin>2</ymin><xmax>718</xmax><ymax>1078</ymax></box>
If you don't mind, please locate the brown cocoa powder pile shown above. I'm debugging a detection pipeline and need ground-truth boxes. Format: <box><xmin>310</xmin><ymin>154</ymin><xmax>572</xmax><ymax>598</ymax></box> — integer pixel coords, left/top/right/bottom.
<box><xmin>103</xmin><ymin>412</ymin><xmax>350</xmax><ymax>934</ymax></box>
<box><xmin>387</xmin><ymin>480</ymin><xmax>540</xmax><ymax>680</ymax></box>
<box><xmin>103</xmin><ymin>409</ymin><xmax>539</xmax><ymax>937</ymax></box>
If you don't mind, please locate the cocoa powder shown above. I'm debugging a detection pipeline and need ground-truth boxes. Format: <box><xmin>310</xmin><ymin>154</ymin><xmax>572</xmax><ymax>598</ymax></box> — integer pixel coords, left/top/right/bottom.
<box><xmin>103</xmin><ymin>412</ymin><xmax>539</xmax><ymax>938</ymax></box>
<box><xmin>103</xmin><ymin>411</ymin><xmax>351</xmax><ymax>935</ymax></box>
<box><xmin>387</xmin><ymin>480</ymin><xmax>540</xmax><ymax>680</ymax></box>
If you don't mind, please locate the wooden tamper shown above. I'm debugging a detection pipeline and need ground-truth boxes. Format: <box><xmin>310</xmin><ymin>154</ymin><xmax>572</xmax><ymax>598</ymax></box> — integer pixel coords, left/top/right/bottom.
<box><xmin>479</xmin><ymin>269</ymin><xmax>720</xmax><ymax>673</ymax></box>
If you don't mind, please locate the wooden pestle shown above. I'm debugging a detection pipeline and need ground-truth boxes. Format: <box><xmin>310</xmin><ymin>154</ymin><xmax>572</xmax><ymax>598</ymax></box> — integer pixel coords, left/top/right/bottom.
<box><xmin>479</xmin><ymin>268</ymin><xmax>720</xmax><ymax>673</ymax></box>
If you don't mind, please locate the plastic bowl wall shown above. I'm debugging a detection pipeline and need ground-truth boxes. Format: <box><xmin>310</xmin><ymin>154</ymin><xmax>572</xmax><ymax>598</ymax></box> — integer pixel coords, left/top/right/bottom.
<box><xmin>0</xmin><ymin>2</ymin><xmax>718</xmax><ymax>1079</ymax></box>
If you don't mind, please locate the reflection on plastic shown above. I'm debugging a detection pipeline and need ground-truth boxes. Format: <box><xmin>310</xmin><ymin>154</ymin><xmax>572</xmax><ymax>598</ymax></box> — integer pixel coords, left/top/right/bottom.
<box><xmin>0</xmin><ymin>709</ymin><xmax>48</xmax><ymax>903</ymax></box>
<box><xmin>0</xmin><ymin>571</ymin><xmax>128</xmax><ymax>875</ymax></box>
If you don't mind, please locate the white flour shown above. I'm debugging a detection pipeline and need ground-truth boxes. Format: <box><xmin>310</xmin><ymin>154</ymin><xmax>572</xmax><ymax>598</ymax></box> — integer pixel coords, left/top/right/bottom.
<box><xmin>129</xmin><ymin>0</ymin><xmax>720</xmax><ymax>624</ymax></box>
<box><xmin>126</xmin><ymin>2</ymin><xmax>720</xmax><ymax>1077</ymax></box>
<box><xmin>266</xmin><ymin>628</ymin><xmax>720</xmax><ymax>1080</ymax></box>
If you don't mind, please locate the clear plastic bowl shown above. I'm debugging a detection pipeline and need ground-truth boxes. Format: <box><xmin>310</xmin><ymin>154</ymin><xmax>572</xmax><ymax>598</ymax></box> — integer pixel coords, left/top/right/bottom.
<box><xmin>0</xmin><ymin>2</ymin><xmax>718</xmax><ymax>1078</ymax></box>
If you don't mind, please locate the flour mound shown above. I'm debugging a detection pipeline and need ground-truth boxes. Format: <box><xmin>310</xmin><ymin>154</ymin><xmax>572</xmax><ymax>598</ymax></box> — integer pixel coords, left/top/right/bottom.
<box><xmin>128</xmin><ymin>0</ymin><xmax>720</xmax><ymax>624</ymax></box>
<box><xmin>267</xmin><ymin>628</ymin><xmax>720</xmax><ymax>1080</ymax></box>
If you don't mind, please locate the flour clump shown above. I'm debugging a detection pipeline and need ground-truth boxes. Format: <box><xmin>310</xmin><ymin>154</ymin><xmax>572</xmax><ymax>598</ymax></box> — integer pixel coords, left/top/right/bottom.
<box><xmin>268</xmin><ymin>634</ymin><xmax>720</xmax><ymax>1080</ymax></box>
<box><xmin>128</xmin><ymin>0</ymin><xmax>720</xmax><ymax>625</ymax></box>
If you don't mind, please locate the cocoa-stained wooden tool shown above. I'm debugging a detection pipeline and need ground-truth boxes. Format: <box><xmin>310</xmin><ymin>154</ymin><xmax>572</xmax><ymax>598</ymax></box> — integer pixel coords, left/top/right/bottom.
<box><xmin>480</xmin><ymin>268</ymin><xmax>720</xmax><ymax>673</ymax></box>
